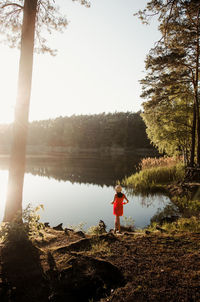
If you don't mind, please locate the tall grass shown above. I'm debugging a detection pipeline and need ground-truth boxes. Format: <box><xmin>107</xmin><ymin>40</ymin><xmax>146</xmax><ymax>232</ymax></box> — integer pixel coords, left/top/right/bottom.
<box><xmin>123</xmin><ymin>157</ymin><xmax>185</xmax><ymax>194</ymax></box>
<box><xmin>140</xmin><ymin>156</ymin><xmax>182</xmax><ymax>170</ymax></box>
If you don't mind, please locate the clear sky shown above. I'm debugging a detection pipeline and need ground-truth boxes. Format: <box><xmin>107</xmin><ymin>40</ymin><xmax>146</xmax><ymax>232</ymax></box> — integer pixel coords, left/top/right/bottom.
<box><xmin>0</xmin><ymin>0</ymin><xmax>160</xmax><ymax>123</ymax></box>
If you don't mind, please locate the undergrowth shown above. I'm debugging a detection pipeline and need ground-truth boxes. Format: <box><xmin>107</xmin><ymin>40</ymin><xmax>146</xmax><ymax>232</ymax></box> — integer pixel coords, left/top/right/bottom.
<box><xmin>0</xmin><ymin>204</ymin><xmax>44</xmax><ymax>243</ymax></box>
<box><xmin>149</xmin><ymin>216</ymin><xmax>200</xmax><ymax>233</ymax></box>
<box><xmin>148</xmin><ymin>197</ymin><xmax>200</xmax><ymax>233</ymax></box>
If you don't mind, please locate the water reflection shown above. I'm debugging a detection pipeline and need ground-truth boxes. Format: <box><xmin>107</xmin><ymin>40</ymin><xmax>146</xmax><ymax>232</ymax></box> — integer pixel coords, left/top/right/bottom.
<box><xmin>150</xmin><ymin>203</ymin><xmax>180</xmax><ymax>225</ymax></box>
<box><xmin>0</xmin><ymin>155</ymin><xmax>172</xmax><ymax>229</ymax></box>
<box><xmin>0</xmin><ymin>154</ymin><xmax>143</xmax><ymax>186</ymax></box>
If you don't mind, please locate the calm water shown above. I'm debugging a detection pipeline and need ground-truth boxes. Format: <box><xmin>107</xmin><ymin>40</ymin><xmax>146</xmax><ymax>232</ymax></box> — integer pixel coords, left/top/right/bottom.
<box><xmin>0</xmin><ymin>154</ymin><xmax>171</xmax><ymax>230</ymax></box>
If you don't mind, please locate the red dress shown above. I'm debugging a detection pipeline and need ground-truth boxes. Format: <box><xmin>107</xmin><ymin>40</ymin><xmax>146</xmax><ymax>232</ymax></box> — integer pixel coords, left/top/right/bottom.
<box><xmin>113</xmin><ymin>193</ymin><xmax>125</xmax><ymax>216</ymax></box>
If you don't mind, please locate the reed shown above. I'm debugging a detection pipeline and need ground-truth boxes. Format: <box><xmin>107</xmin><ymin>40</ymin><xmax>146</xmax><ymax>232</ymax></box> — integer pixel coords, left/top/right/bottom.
<box><xmin>123</xmin><ymin>158</ymin><xmax>185</xmax><ymax>194</ymax></box>
<box><xmin>140</xmin><ymin>156</ymin><xmax>182</xmax><ymax>170</ymax></box>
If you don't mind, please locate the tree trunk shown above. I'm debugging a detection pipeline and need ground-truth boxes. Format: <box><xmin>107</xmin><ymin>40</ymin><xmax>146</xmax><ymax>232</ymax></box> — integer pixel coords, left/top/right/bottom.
<box><xmin>3</xmin><ymin>0</ymin><xmax>38</xmax><ymax>222</ymax></box>
<box><xmin>195</xmin><ymin>9</ymin><xmax>200</xmax><ymax>167</ymax></box>
<box><xmin>189</xmin><ymin>102</ymin><xmax>196</xmax><ymax>167</ymax></box>
<box><xmin>195</xmin><ymin>94</ymin><xmax>200</xmax><ymax>167</ymax></box>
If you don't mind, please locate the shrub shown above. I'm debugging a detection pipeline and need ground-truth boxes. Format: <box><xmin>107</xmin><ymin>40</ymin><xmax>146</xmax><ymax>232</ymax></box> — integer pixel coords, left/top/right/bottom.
<box><xmin>161</xmin><ymin>216</ymin><xmax>200</xmax><ymax>233</ymax></box>
<box><xmin>172</xmin><ymin>196</ymin><xmax>200</xmax><ymax>218</ymax></box>
<box><xmin>121</xmin><ymin>216</ymin><xmax>135</xmax><ymax>232</ymax></box>
<box><xmin>0</xmin><ymin>204</ymin><xmax>44</xmax><ymax>243</ymax></box>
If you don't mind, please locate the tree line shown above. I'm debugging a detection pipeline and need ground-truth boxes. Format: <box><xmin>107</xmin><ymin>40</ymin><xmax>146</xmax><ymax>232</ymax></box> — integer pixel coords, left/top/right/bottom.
<box><xmin>0</xmin><ymin>112</ymin><xmax>153</xmax><ymax>151</ymax></box>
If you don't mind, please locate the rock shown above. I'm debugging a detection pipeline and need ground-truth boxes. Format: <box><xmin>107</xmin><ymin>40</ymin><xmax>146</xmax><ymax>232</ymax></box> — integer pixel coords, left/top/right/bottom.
<box><xmin>75</xmin><ymin>231</ymin><xmax>85</xmax><ymax>238</ymax></box>
<box><xmin>98</xmin><ymin>220</ymin><xmax>107</xmax><ymax>233</ymax></box>
<box><xmin>53</xmin><ymin>223</ymin><xmax>63</xmax><ymax>231</ymax></box>
<box><xmin>98</xmin><ymin>232</ymin><xmax>119</xmax><ymax>243</ymax></box>
<box><xmin>64</xmin><ymin>227</ymin><xmax>74</xmax><ymax>232</ymax></box>
<box><xmin>53</xmin><ymin>238</ymin><xmax>92</xmax><ymax>254</ymax></box>
<box><xmin>64</xmin><ymin>229</ymin><xmax>69</xmax><ymax>236</ymax></box>
<box><xmin>44</xmin><ymin>222</ymin><xmax>50</xmax><ymax>228</ymax></box>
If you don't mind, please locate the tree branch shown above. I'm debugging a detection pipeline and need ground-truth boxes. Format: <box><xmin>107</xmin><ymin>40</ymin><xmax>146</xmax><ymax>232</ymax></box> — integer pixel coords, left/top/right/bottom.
<box><xmin>1</xmin><ymin>3</ymin><xmax>24</xmax><ymax>9</ymax></box>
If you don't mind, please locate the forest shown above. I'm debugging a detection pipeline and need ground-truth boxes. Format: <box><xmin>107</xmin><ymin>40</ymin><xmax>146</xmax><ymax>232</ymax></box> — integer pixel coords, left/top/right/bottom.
<box><xmin>0</xmin><ymin>111</ymin><xmax>153</xmax><ymax>152</ymax></box>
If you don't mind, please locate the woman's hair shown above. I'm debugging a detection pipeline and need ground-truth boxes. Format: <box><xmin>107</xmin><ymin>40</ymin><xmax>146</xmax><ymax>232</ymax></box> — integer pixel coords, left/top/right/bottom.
<box><xmin>115</xmin><ymin>185</ymin><xmax>122</xmax><ymax>192</ymax></box>
<box><xmin>116</xmin><ymin>192</ymin><xmax>124</xmax><ymax>198</ymax></box>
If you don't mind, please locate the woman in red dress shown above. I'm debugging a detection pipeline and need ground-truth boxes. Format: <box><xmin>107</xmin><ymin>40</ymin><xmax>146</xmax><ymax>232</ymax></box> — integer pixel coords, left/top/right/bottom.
<box><xmin>111</xmin><ymin>185</ymin><xmax>129</xmax><ymax>234</ymax></box>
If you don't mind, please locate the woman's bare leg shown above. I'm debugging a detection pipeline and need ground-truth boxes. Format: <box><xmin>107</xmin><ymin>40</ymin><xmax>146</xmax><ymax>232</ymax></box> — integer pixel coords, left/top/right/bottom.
<box><xmin>117</xmin><ymin>216</ymin><xmax>121</xmax><ymax>232</ymax></box>
<box><xmin>114</xmin><ymin>216</ymin><xmax>118</xmax><ymax>233</ymax></box>
<box><xmin>115</xmin><ymin>216</ymin><xmax>120</xmax><ymax>232</ymax></box>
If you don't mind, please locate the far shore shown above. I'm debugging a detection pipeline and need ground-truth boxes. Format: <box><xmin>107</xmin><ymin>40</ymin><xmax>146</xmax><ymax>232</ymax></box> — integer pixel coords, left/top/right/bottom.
<box><xmin>0</xmin><ymin>147</ymin><xmax>158</xmax><ymax>160</ymax></box>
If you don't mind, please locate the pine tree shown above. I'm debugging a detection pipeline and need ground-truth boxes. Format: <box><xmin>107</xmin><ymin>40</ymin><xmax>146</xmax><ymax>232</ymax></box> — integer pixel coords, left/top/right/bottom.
<box><xmin>137</xmin><ymin>0</ymin><xmax>200</xmax><ymax>167</ymax></box>
<box><xmin>1</xmin><ymin>0</ymin><xmax>90</xmax><ymax>222</ymax></box>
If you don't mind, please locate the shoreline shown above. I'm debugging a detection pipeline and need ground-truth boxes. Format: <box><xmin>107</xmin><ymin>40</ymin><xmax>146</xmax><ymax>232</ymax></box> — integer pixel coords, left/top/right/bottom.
<box><xmin>0</xmin><ymin>148</ymin><xmax>158</xmax><ymax>161</ymax></box>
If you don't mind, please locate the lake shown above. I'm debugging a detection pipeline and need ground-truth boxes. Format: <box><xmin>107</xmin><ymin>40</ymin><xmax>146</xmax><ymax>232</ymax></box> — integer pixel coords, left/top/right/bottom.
<box><xmin>0</xmin><ymin>153</ymin><xmax>171</xmax><ymax>230</ymax></box>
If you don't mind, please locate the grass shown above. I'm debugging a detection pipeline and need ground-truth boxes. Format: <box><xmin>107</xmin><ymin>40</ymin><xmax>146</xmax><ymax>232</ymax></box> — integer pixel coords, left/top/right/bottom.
<box><xmin>90</xmin><ymin>239</ymin><xmax>112</xmax><ymax>255</ymax></box>
<box><xmin>140</xmin><ymin>156</ymin><xmax>182</xmax><ymax>170</ymax></box>
<box><xmin>172</xmin><ymin>196</ymin><xmax>200</xmax><ymax>218</ymax></box>
<box><xmin>122</xmin><ymin>157</ymin><xmax>185</xmax><ymax>194</ymax></box>
<box><xmin>148</xmin><ymin>216</ymin><xmax>200</xmax><ymax>233</ymax></box>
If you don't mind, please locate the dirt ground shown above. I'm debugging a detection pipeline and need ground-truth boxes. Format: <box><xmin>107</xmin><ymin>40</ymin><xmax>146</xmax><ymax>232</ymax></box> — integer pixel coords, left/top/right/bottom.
<box><xmin>1</xmin><ymin>227</ymin><xmax>200</xmax><ymax>302</ymax></box>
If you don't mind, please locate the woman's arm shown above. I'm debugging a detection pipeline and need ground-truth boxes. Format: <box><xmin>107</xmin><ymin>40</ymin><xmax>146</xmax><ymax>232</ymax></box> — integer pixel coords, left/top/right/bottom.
<box><xmin>123</xmin><ymin>194</ymin><xmax>129</xmax><ymax>204</ymax></box>
<box><xmin>110</xmin><ymin>195</ymin><xmax>115</xmax><ymax>204</ymax></box>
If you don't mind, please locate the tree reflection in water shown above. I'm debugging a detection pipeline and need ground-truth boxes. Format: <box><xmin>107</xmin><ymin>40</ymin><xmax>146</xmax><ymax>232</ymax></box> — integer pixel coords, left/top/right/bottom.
<box><xmin>24</xmin><ymin>154</ymin><xmax>144</xmax><ymax>187</ymax></box>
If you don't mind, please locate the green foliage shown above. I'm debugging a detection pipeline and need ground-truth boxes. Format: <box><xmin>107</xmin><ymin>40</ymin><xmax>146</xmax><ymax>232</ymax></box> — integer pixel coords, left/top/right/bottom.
<box><xmin>172</xmin><ymin>196</ymin><xmax>200</xmax><ymax>218</ymax></box>
<box><xmin>27</xmin><ymin>112</ymin><xmax>151</xmax><ymax>150</ymax></box>
<box><xmin>123</xmin><ymin>162</ymin><xmax>185</xmax><ymax>194</ymax></box>
<box><xmin>142</xmin><ymin>97</ymin><xmax>193</xmax><ymax>159</ymax></box>
<box><xmin>155</xmin><ymin>217</ymin><xmax>200</xmax><ymax>233</ymax></box>
<box><xmin>137</xmin><ymin>0</ymin><xmax>200</xmax><ymax>165</ymax></box>
<box><xmin>149</xmin><ymin>195</ymin><xmax>200</xmax><ymax>233</ymax></box>
<box><xmin>0</xmin><ymin>204</ymin><xmax>44</xmax><ymax>243</ymax></box>
<box><xmin>0</xmin><ymin>0</ymin><xmax>90</xmax><ymax>55</ymax></box>
<box><xmin>87</xmin><ymin>225</ymin><xmax>106</xmax><ymax>236</ymax></box>
<box><xmin>150</xmin><ymin>203</ymin><xmax>180</xmax><ymax>225</ymax></box>
<box><xmin>0</xmin><ymin>112</ymin><xmax>153</xmax><ymax>151</ymax></box>
<box><xmin>87</xmin><ymin>225</ymin><xmax>102</xmax><ymax>235</ymax></box>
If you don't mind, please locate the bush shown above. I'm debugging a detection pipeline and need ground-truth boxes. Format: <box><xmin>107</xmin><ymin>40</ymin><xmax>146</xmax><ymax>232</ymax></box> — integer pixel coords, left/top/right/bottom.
<box><xmin>159</xmin><ymin>216</ymin><xmax>200</xmax><ymax>233</ymax></box>
<box><xmin>121</xmin><ymin>216</ymin><xmax>135</xmax><ymax>232</ymax></box>
<box><xmin>0</xmin><ymin>204</ymin><xmax>44</xmax><ymax>243</ymax></box>
<box><xmin>172</xmin><ymin>196</ymin><xmax>200</xmax><ymax>218</ymax></box>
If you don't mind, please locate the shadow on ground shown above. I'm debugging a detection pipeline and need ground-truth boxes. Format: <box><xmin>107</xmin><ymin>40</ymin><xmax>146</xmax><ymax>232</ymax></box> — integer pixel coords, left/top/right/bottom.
<box><xmin>0</xmin><ymin>238</ymin><xmax>49</xmax><ymax>302</ymax></box>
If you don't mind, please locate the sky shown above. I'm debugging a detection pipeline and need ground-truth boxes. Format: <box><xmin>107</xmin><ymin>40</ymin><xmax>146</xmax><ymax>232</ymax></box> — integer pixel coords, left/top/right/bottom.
<box><xmin>0</xmin><ymin>0</ymin><xmax>160</xmax><ymax>123</ymax></box>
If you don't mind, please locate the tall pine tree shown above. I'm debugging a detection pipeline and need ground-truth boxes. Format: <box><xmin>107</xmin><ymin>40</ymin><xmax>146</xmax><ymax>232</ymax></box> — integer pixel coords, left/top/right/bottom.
<box><xmin>1</xmin><ymin>0</ymin><xmax>90</xmax><ymax>222</ymax></box>
<box><xmin>137</xmin><ymin>0</ymin><xmax>200</xmax><ymax>167</ymax></box>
